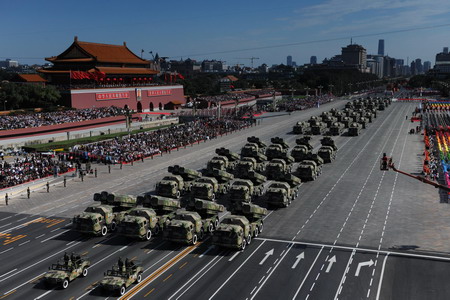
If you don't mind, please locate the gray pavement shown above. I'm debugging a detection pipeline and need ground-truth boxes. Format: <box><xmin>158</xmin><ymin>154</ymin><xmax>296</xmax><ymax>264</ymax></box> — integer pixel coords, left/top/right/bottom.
<box><xmin>0</xmin><ymin>98</ymin><xmax>449</xmax><ymax>300</ymax></box>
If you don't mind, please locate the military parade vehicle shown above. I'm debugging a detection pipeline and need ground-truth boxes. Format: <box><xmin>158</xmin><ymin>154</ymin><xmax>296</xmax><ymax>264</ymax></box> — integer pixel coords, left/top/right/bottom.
<box><xmin>72</xmin><ymin>192</ymin><xmax>137</xmax><ymax>236</ymax></box>
<box><xmin>293</xmin><ymin>121</ymin><xmax>310</xmax><ymax>134</ymax></box>
<box><xmin>138</xmin><ymin>195</ymin><xmax>180</xmax><ymax>230</ymax></box>
<box><xmin>100</xmin><ymin>258</ymin><xmax>143</xmax><ymax>296</ymax></box>
<box><xmin>322</xmin><ymin>115</ymin><xmax>338</xmax><ymax>128</ymax></box>
<box><xmin>241</xmin><ymin>202</ymin><xmax>267</xmax><ymax>237</ymax></box>
<box><xmin>349</xmin><ymin>111</ymin><xmax>360</xmax><ymax>122</ymax></box>
<box><xmin>378</xmin><ymin>102</ymin><xmax>385</xmax><ymax>110</ymax></box>
<box><xmin>291</xmin><ymin>144</ymin><xmax>311</xmax><ymax>162</ymax></box>
<box><xmin>193</xmin><ymin>198</ymin><xmax>225</xmax><ymax>231</ymax></box>
<box><xmin>266</xmin><ymin>158</ymin><xmax>292</xmax><ymax>180</ymax></box>
<box><xmin>296</xmin><ymin>160</ymin><xmax>322</xmax><ymax>181</ymax></box>
<box><xmin>155</xmin><ymin>174</ymin><xmax>186</xmax><ymax>199</ymax></box>
<box><xmin>363</xmin><ymin>111</ymin><xmax>374</xmax><ymax>123</ymax></box>
<box><xmin>228</xmin><ymin>179</ymin><xmax>262</xmax><ymax>212</ymax></box>
<box><xmin>43</xmin><ymin>253</ymin><xmax>90</xmax><ymax>289</ymax></box>
<box><xmin>204</xmin><ymin>155</ymin><xmax>235</xmax><ymax>175</ymax></box>
<box><xmin>358</xmin><ymin>116</ymin><xmax>369</xmax><ymax>129</ymax></box>
<box><xmin>345</xmin><ymin>101</ymin><xmax>354</xmax><ymax>109</ymax></box>
<box><xmin>189</xmin><ymin>176</ymin><xmax>222</xmax><ymax>204</ymax></box>
<box><xmin>247</xmin><ymin>136</ymin><xmax>267</xmax><ymax>152</ymax></box>
<box><xmin>296</xmin><ymin>136</ymin><xmax>314</xmax><ymax>151</ymax></box>
<box><xmin>265</xmin><ymin>181</ymin><xmax>297</xmax><ymax>208</ymax></box>
<box><xmin>215</xmin><ymin>147</ymin><xmax>240</xmax><ymax>165</ymax></box>
<box><xmin>341</xmin><ymin>116</ymin><xmax>352</xmax><ymax>128</ymax></box>
<box><xmin>117</xmin><ymin>207</ymin><xmax>160</xmax><ymax>240</ymax></box>
<box><xmin>318</xmin><ymin>146</ymin><xmax>336</xmax><ymax>163</ymax></box>
<box><xmin>168</xmin><ymin>165</ymin><xmax>202</xmax><ymax>187</ymax></box>
<box><xmin>234</xmin><ymin>156</ymin><xmax>267</xmax><ymax>174</ymax></box>
<box><xmin>348</xmin><ymin>122</ymin><xmax>362</xmax><ymax>136</ymax></box>
<box><xmin>329</xmin><ymin>122</ymin><xmax>345</xmax><ymax>136</ymax></box>
<box><xmin>164</xmin><ymin>208</ymin><xmax>219</xmax><ymax>245</ymax></box>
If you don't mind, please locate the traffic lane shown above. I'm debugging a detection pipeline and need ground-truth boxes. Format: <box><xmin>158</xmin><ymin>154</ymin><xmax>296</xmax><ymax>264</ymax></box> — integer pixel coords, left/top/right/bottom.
<box><xmin>335</xmin><ymin>251</ymin><xmax>384</xmax><ymax>300</ymax></box>
<box><xmin>133</xmin><ymin>243</ymin><xmax>229</xmax><ymax>300</ymax></box>
<box><xmin>378</xmin><ymin>255</ymin><xmax>450</xmax><ymax>300</ymax></box>
<box><xmin>13</xmin><ymin>238</ymin><xmax>181</xmax><ymax>300</ymax></box>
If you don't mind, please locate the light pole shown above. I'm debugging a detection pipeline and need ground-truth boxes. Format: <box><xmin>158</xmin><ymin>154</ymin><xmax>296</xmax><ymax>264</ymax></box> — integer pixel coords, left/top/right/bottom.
<box><xmin>3</xmin><ymin>100</ymin><xmax>7</xmax><ymax>111</ymax></box>
<box><xmin>317</xmin><ymin>85</ymin><xmax>323</xmax><ymax>97</ymax></box>
<box><xmin>305</xmin><ymin>87</ymin><xmax>310</xmax><ymax>96</ymax></box>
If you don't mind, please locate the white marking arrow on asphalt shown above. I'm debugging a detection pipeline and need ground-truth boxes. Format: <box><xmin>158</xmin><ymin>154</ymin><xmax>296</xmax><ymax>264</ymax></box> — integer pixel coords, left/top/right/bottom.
<box><xmin>291</xmin><ymin>252</ymin><xmax>305</xmax><ymax>269</ymax></box>
<box><xmin>259</xmin><ymin>249</ymin><xmax>274</xmax><ymax>265</ymax></box>
<box><xmin>355</xmin><ymin>259</ymin><xmax>374</xmax><ymax>276</ymax></box>
<box><xmin>325</xmin><ymin>255</ymin><xmax>336</xmax><ymax>273</ymax></box>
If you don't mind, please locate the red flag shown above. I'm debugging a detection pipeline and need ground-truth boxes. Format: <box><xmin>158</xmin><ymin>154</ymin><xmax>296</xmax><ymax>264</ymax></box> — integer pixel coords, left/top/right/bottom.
<box><xmin>177</xmin><ymin>73</ymin><xmax>185</xmax><ymax>80</ymax></box>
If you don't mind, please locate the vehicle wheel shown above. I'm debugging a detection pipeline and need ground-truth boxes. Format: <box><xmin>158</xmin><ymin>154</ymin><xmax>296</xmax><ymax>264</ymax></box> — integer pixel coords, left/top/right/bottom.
<box><xmin>110</xmin><ymin>221</ymin><xmax>117</xmax><ymax>232</ymax></box>
<box><xmin>247</xmin><ymin>234</ymin><xmax>252</xmax><ymax>245</ymax></box>
<box><xmin>153</xmin><ymin>224</ymin><xmax>160</xmax><ymax>235</ymax></box>
<box><xmin>208</xmin><ymin>222</ymin><xmax>214</xmax><ymax>233</ymax></box>
<box><xmin>101</xmin><ymin>225</ymin><xmax>108</xmax><ymax>236</ymax></box>
<box><xmin>146</xmin><ymin>229</ymin><xmax>152</xmax><ymax>241</ymax></box>
<box><xmin>82</xmin><ymin>267</ymin><xmax>88</xmax><ymax>277</ymax></box>
<box><xmin>211</xmin><ymin>193</ymin><xmax>216</xmax><ymax>201</ymax></box>
<box><xmin>137</xmin><ymin>273</ymin><xmax>142</xmax><ymax>283</ymax></box>
<box><xmin>62</xmin><ymin>278</ymin><xmax>69</xmax><ymax>289</ymax></box>
<box><xmin>199</xmin><ymin>229</ymin><xmax>205</xmax><ymax>240</ymax></box>
<box><xmin>120</xmin><ymin>285</ymin><xmax>126</xmax><ymax>296</ymax></box>
<box><xmin>192</xmin><ymin>233</ymin><xmax>198</xmax><ymax>245</ymax></box>
<box><xmin>176</xmin><ymin>191</ymin><xmax>181</xmax><ymax>198</ymax></box>
<box><xmin>254</xmin><ymin>226</ymin><xmax>259</xmax><ymax>237</ymax></box>
<box><xmin>214</xmin><ymin>219</ymin><xmax>219</xmax><ymax>229</ymax></box>
<box><xmin>259</xmin><ymin>223</ymin><xmax>264</xmax><ymax>233</ymax></box>
<box><xmin>241</xmin><ymin>240</ymin><xmax>246</xmax><ymax>250</ymax></box>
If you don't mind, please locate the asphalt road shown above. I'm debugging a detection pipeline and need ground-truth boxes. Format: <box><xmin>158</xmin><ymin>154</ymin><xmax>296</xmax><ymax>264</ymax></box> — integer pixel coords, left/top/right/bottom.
<box><xmin>1</xmin><ymin>97</ymin><xmax>450</xmax><ymax>300</ymax></box>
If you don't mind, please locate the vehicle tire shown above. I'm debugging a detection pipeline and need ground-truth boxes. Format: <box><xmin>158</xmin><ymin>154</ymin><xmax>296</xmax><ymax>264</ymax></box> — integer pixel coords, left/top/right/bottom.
<box><xmin>110</xmin><ymin>221</ymin><xmax>117</xmax><ymax>232</ymax></box>
<box><xmin>146</xmin><ymin>230</ymin><xmax>152</xmax><ymax>241</ymax></box>
<box><xmin>199</xmin><ymin>229</ymin><xmax>205</xmax><ymax>240</ymax></box>
<box><xmin>192</xmin><ymin>233</ymin><xmax>198</xmax><ymax>245</ymax></box>
<box><xmin>82</xmin><ymin>267</ymin><xmax>88</xmax><ymax>277</ymax></box>
<box><xmin>254</xmin><ymin>226</ymin><xmax>259</xmax><ymax>237</ymax></box>
<box><xmin>153</xmin><ymin>224</ymin><xmax>160</xmax><ymax>235</ymax></box>
<box><xmin>259</xmin><ymin>223</ymin><xmax>264</xmax><ymax>233</ymax></box>
<box><xmin>176</xmin><ymin>191</ymin><xmax>181</xmax><ymax>198</ymax></box>
<box><xmin>241</xmin><ymin>241</ymin><xmax>246</xmax><ymax>251</ymax></box>
<box><xmin>62</xmin><ymin>278</ymin><xmax>69</xmax><ymax>289</ymax></box>
<box><xmin>208</xmin><ymin>222</ymin><xmax>214</xmax><ymax>233</ymax></box>
<box><xmin>137</xmin><ymin>273</ymin><xmax>142</xmax><ymax>283</ymax></box>
<box><xmin>120</xmin><ymin>285</ymin><xmax>126</xmax><ymax>296</ymax></box>
<box><xmin>101</xmin><ymin>225</ymin><xmax>108</xmax><ymax>236</ymax></box>
<box><xmin>247</xmin><ymin>234</ymin><xmax>252</xmax><ymax>245</ymax></box>
<box><xmin>211</xmin><ymin>193</ymin><xmax>216</xmax><ymax>201</ymax></box>
<box><xmin>214</xmin><ymin>219</ymin><xmax>219</xmax><ymax>229</ymax></box>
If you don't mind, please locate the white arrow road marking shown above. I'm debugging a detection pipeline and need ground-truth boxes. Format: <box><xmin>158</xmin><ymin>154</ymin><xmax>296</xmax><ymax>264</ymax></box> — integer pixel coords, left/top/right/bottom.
<box><xmin>355</xmin><ymin>259</ymin><xmax>374</xmax><ymax>277</ymax></box>
<box><xmin>259</xmin><ymin>249</ymin><xmax>274</xmax><ymax>265</ymax></box>
<box><xmin>326</xmin><ymin>255</ymin><xmax>336</xmax><ymax>273</ymax></box>
<box><xmin>291</xmin><ymin>252</ymin><xmax>305</xmax><ymax>269</ymax></box>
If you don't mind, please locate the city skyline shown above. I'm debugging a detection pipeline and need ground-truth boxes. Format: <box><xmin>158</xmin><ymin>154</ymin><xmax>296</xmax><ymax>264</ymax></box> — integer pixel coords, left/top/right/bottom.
<box><xmin>1</xmin><ymin>0</ymin><xmax>449</xmax><ymax>67</ymax></box>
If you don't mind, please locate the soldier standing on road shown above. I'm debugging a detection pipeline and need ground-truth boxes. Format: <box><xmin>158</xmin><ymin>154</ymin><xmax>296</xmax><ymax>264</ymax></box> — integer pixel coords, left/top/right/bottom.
<box><xmin>5</xmin><ymin>193</ymin><xmax>8</xmax><ymax>206</ymax></box>
<box><xmin>80</xmin><ymin>170</ymin><xmax>84</xmax><ymax>182</ymax></box>
<box><xmin>108</xmin><ymin>165</ymin><xmax>111</xmax><ymax>173</ymax></box>
<box><xmin>120</xmin><ymin>161</ymin><xmax>123</xmax><ymax>169</ymax></box>
<box><xmin>46</xmin><ymin>182</ymin><xmax>50</xmax><ymax>193</ymax></box>
<box><xmin>94</xmin><ymin>168</ymin><xmax>97</xmax><ymax>178</ymax></box>
<box><xmin>27</xmin><ymin>187</ymin><xmax>30</xmax><ymax>199</ymax></box>
<box><xmin>63</xmin><ymin>177</ymin><xmax>67</xmax><ymax>187</ymax></box>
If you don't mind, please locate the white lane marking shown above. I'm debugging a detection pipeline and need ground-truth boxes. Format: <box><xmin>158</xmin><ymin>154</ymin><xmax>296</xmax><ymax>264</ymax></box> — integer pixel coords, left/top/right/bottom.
<box><xmin>0</xmin><ymin>268</ymin><xmax>17</xmax><ymax>279</ymax></box>
<box><xmin>40</xmin><ymin>230</ymin><xmax>70</xmax><ymax>243</ymax></box>
<box><xmin>334</xmin><ymin>249</ymin><xmax>356</xmax><ymax>299</ymax></box>
<box><xmin>16</xmin><ymin>217</ymin><xmax>27</xmax><ymax>222</ymax></box>
<box><xmin>18</xmin><ymin>240</ymin><xmax>30</xmax><ymax>246</ymax></box>
<box><xmin>90</xmin><ymin>244</ymin><xmax>131</xmax><ymax>268</ymax></box>
<box><xmin>208</xmin><ymin>241</ymin><xmax>266</xmax><ymax>299</ymax></box>
<box><xmin>34</xmin><ymin>289</ymin><xmax>52</xmax><ymax>299</ymax></box>
<box><xmin>0</xmin><ymin>247</ymin><xmax>13</xmax><ymax>254</ymax></box>
<box><xmin>169</xmin><ymin>254</ymin><xmax>225</xmax><ymax>300</ymax></box>
<box><xmin>0</xmin><ymin>216</ymin><xmax>14</xmax><ymax>221</ymax></box>
<box><xmin>0</xmin><ymin>217</ymin><xmax>43</xmax><ymax>234</ymax></box>
<box><xmin>250</xmin><ymin>244</ymin><xmax>293</xmax><ymax>300</ymax></box>
<box><xmin>0</xmin><ymin>241</ymin><xmax>81</xmax><ymax>283</ymax></box>
<box><xmin>0</xmin><ymin>223</ymin><xmax>12</xmax><ymax>229</ymax></box>
<box><xmin>50</xmin><ymin>227</ymin><xmax>61</xmax><ymax>233</ymax></box>
<box><xmin>3</xmin><ymin>272</ymin><xmax>46</xmax><ymax>295</ymax></box>
<box><xmin>228</xmin><ymin>251</ymin><xmax>240</xmax><ymax>262</ymax></box>
<box><xmin>376</xmin><ymin>254</ymin><xmax>389</xmax><ymax>300</ymax></box>
<box><xmin>292</xmin><ymin>247</ymin><xmax>324</xmax><ymax>300</ymax></box>
<box><xmin>35</xmin><ymin>234</ymin><xmax>45</xmax><ymax>239</ymax></box>
<box><xmin>199</xmin><ymin>245</ymin><xmax>215</xmax><ymax>258</ymax></box>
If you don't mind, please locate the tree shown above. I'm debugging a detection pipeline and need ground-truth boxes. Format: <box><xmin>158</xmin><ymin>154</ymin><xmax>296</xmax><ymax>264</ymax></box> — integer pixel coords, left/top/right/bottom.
<box><xmin>0</xmin><ymin>82</ymin><xmax>61</xmax><ymax>110</ymax></box>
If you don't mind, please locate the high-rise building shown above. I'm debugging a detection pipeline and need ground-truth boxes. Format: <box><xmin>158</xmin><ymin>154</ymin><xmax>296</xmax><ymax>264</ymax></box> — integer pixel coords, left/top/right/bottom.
<box><xmin>341</xmin><ymin>44</ymin><xmax>367</xmax><ymax>70</ymax></box>
<box><xmin>395</xmin><ymin>59</ymin><xmax>404</xmax><ymax>76</ymax></box>
<box><xmin>310</xmin><ymin>56</ymin><xmax>317</xmax><ymax>65</ymax></box>
<box><xmin>378</xmin><ymin>39</ymin><xmax>385</xmax><ymax>56</ymax></box>
<box><xmin>434</xmin><ymin>47</ymin><xmax>450</xmax><ymax>74</ymax></box>
<box><xmin>287</xmin><ymin>55</ymin><xmax>292</xmax><ymax>66</ymax></box>
<box><xmin>423</xmin><ymin>61</ymin><xmax>431</xmax><ymax>72</ymax></box>
<box><xmin>410</xmin><ymin>60</ymin><xmax>416</xmax><ymax>75</ymax></box>
<box><xmin>367</xmin><ymin>54</ymin><xmax>384</xmax><ymax>78</ymax></box>
<box><xmin>415</xmin><ymin>58</ymin><xmax>423</xmax><ymax>74</ymax></box>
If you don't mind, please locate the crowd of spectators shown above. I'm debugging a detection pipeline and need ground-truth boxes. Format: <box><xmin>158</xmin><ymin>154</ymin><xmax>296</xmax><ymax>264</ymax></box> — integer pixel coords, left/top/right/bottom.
<box><xmin>197</xmin><ymin>93</ymin><xmax>255</xmax><ymax>104</ymax></box>
<box><xmin>0</xmin><ymin>155</ymin><xmax>72</xmax><ymax>188</ymax></box>
<box><xmin>0</xmin><ymin>106</ymin><xmax>124</xmax><ymax>130</ymax></box>
<box><xmin>68</xmin><ymin>118</ymin><xmax>252</xmax><ymax>164</ymax></box>
<box><xmin>245</xmin><ymin>89</ymin><xmax>281</xmax><ymax>97</ymax></box>
<box><xmin>275</xmin><ymin>95</ymin><xmax>334</xmax><ymax>111</ymax></box>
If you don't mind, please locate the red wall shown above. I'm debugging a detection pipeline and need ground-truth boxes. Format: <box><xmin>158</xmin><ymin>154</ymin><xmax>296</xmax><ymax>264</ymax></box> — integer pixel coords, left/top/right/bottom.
<box><xmin>70</xmin><ymin>85</ymin><xmax>185</xmax><ymax>111</ymax></box>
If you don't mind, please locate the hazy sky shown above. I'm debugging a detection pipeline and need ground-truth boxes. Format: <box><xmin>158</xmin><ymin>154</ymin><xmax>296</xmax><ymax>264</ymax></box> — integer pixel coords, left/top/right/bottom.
<box><xmin>1</xmin><ymin>0</ymin><xmax>449</xmax><ymax>67</ymax></box>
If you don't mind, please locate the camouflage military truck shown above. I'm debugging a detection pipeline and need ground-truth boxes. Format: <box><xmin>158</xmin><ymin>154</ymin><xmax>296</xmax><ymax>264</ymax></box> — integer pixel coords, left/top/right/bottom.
<box><xmin>345</xmin><ymin>101</ymin><xmax>354</xmax><ymax>109</ymax></box>
<box><xmin>247</xmin><ymin>136</ymin><xmax>267</xmax><ymax>152</ymax></box>
<box><xmin>236</xmin><ymin>169</ymin><xmax>266</xmax><ymax>195</ymax></box>
<box><xmin>204</xmin><ymin>155</ymin><xmax>235</xmax><ymax>176</ymax></box>
<box><xmin>212</xmin><ymin>204</ymin><xmax>267</xmax><ymax>251</ymax></box>
<box><xmin>293</xmin><ymin>121</ymin><xmax>310</xmax><ymax>134</ymax></box>
<box><xmin>318</xmin><ymin>146</ymin><xmax>336</xmax><ymax>163</ymax></box>
<box><xmin>100</xmin><ymin>259</ymin><xmax>143</xmax><ymax>296</ymax></box>
<box><xmin>235</xmin><ymin>156</ymin><xmax>267</xmax><ymax>174</ymax></box>
<box><xmin>321</xmin><ymin>136</ymin><xmax>338</xmax><ymax>151</ymax></box>
<box><xmin>189</xmin><ymin>177</ymin><xmax>222</xmax><ymax>202</ymax></box>
<box><xmin>296</xmin><ymin>160</ymin><xmax>322</xmax><ymax>181</ymax></box>
<box><xmin>117</xmin><ymin>207</ymin><xmax>160</xmax><ymax>240</ymax></box>
<box><xmin>271</xmin><ymin>137</ymin><xmax>290</xmax><ymax>150</ymax></box>
<box><xmin>349</xmin><ymin>111</ymin><xmax>361</xmax><ymax>122</ymax></box>
<box><xmin>72</xmin><ymin>192</ymin><xmax>137</xmax><ymax>236</ymax></box>
<box><xmin>155</xmin><ymin>174</ymin><xmax>186</xmax><ymax>199</ymax></box>
<box><xmin>266</xmin><ymin>158</ymin><xmax>292</xmax><ymax>180</ymax></box>
<box><xmin>241</xmin><ymin>143</ymin><xmax>268</xmax><ymax>163</ymax></box>
<box><xmin>358</xmin><ymin>116</ymin><xmax>369</xmax><ymax>129</ymax></box>
<box><xmin>291</xmin><ymin>145</ymin><xmax>311</xmax><ymax>162</ymax></box>
<box><xmin>335</xmin><ymin>111</ymin><xmax>346</xmax><ymax>122</ymax></box>
<box><xmin>215</xmin><ymin>147</ymin><xmax>240</xmax><ymax>164</ymax></box>
<box><xmin>378</xmin><ymin>102</ymin><xmax>385</xmax><ymax>110</ymax></box>
<box><xmin>310</xmin><ymin>121</ymin><xmax>327</xmax><ymax>135</ymax></box>
<box><xmin>228</xmin><ymin>179</ymin><xmax>262</xmax><ymax>212</ymax></box>
<box><xmin>322</xmin><ymin>115</ymin><xmax>338</xmax><ymax>128</ymax></box>
<box><xmin>168</xmin><ymin>165</ymin><xmax>202</xmax><ymax>187</ymax></box>
<box><xmin>363</xmin><ymin>111</ymin><xmax>374</xmax><ymax>123</ymax></box>
<box><xmin>329</xmin><ymin>122</ymin><xmax>345</xmax><ymax>136</ymax></box>
<box><xmin>348</xmin><ymin>122</ymin><xmax>362</xmax><ymax>136</ymax></box>
<box><xmin>164</xmin><ymin>208</ymin><xmax>219</xmax><ymax>245</ymax></box>
<box><xmin>43</xmin><ymin>253</ymin><xmax>90</xmax><ymax>289</ymax></box>
<box><xmin>340</xmin><ymin>116</ymin><xmax>352</xmax><ymax>128</ymax></box>
<box><xmin>139</xmin><ymin>195</ymin><xmax>180</xmax><ymax>231</ymax></box>
<box><xmin>265</xmin><ymin>181</ymin><xmax>298</xmax><ymax>208</ymax></box>
<box><xmin>279</xmin><ymin>173</ymin><xmax>302</xmax><ymax>191</ymax></box>
<box><xmin>193</xmin><ymin>198</ymin><xmax>225</xmax><ymax>231</ymax></box>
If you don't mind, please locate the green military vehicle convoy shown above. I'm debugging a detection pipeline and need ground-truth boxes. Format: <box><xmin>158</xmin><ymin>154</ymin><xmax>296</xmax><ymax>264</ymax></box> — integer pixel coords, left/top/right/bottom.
<box><xmin>99</xmin><ymin>258</ymin><xmax>143</xmax><ymax>296</ymax></box>
<box><xmin>43</xmin><ymin>253</ymin><xmax>90</xmax><ymax>289</ymax></box>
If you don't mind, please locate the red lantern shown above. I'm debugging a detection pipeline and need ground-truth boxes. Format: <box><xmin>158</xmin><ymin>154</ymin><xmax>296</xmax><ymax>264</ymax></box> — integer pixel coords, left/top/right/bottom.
<box><xmin>139</xmin><ymin>78</ymin><xmax>142</xmax><ymax>81</ymax></box>
<box><xmin>113</xmin><ymin>78</ymin><xmax>117</xmax><ymax>81</ymax></box>
<box><xmin>107</xmin><ymin>78</ymin><xmax>110</xmax><ymax>81</ymax></box>
<box><xmin>143</xmin><ymin>78</ymin><xmax>147</xmax><ymax>81</ymax></box>
<box><xmin>133</xmin><ymin>78</ymin><xmax>136</xmax><ymax>81</ymax></box>
<box><xmin>119</xmin><ymin>78</ymin><xmax>123</xmax><ymax>81</ymax></box>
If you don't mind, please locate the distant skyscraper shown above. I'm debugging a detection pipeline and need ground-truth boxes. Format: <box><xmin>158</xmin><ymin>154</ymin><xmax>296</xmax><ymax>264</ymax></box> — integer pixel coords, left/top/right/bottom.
<box><xmin>410</xmin><ymin>61</ymin><xmax>416</xmax><ymax>75</ymax></box>
<box><xmin>310</xmin><ymin>56</ymin><xmax>317</xmax><ymax>65</ymax></box>
<box><xmin>415</xmin><ymin>58</ymin><xmax>423</xmax><ymax>74</ymax></box>
<box><xmin>423</xmin><ymin>61</ymin><xmax>431</xmax><ymax>72</ymax></box>
<box><xmin>435</xmin><ymin>47</ymin><xmax>450</xmax><ymax>74</ymax></box>
<box><xmin>378</xmin><ymin>39</ymin><xmax>385</xmax><ymax>56</ymax></box>
<box><xmin>341</xmin><ymin>44</ymin><xmax>367</xmax><ymax>69</ymax></box>
<box><xmin>287</xmin><ymin>55</ymin><xmax>292</xmax><ymax>66</ymax></box>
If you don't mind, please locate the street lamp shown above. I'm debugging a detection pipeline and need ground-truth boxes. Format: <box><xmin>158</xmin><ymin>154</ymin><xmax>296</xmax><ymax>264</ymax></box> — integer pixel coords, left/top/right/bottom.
<box><xmin>305</xmin><ymin>87</ymin><xmax>310</xmax><ymax>96</ymax></box>
<box><xmin>317</xmin><ymin>85</ymin><xmax>323</xmax><ymax>97</ymax></box>
<box><xmin>3</xmin><ymin>100</ymin><xmax>7</xmax><ymax>111</ymax></box>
